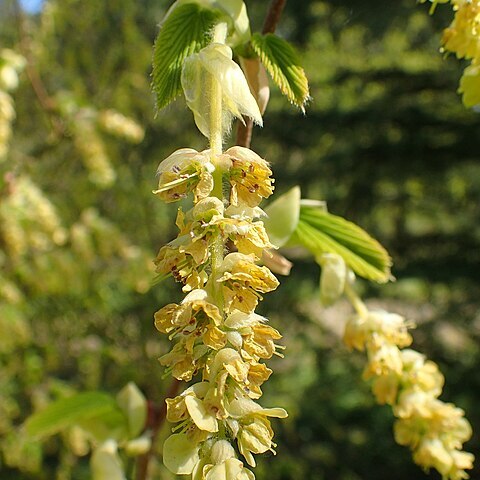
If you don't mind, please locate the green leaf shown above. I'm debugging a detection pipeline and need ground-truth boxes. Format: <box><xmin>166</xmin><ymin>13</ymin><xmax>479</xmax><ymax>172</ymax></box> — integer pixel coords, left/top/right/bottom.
<box><xmin>152</xmin><ymin>3</ymin><xmax>221</xmax><ymax>111</ymax></box>
<box><xmin>263</xmin><ymin>186</ymin><xmax>301</xmax><ymax>247</ymax></box>
<box><xmin>24</xmin><ymin>392</ymin><xmax>122</xmax><ymax>439</ymax></box>
<box><xmin>250</xmin><ymin>33</ymin><xmax>309</xmax><ymax>110</ymax></box>
<box><xmin>297</xmin><ymin>206</ymin><xmax>392</xmax><ymax>283</ymax></box>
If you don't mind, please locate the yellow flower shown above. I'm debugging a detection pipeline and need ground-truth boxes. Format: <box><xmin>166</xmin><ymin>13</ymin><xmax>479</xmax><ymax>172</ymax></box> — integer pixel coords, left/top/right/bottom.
<box><xmin>224</xmin><ymin>311</ymin><xmax>282</xmax><ymax>361</ymax></box>
<box><xmin>225</xmin><ymin>147</ymin><xmax>274</xmax><ymax>207</ymax></box>
<box><xmin>363</xmin><ymin>340</ymin><xmax>403</xmax><ymax>378</ymax></box>
<box><xmin>154</xmin><ymin>289</ymin><xmax>222</xmax><ymax>335</ymax></box>
<box><xmin>394</xmin><ymin>397</ymin><xmax>473</xmax><ymax>479</ymax></box>
<box><xmin>207</xmin><ymin>348</ymin><xmax>272</xmax><ymax>400</ymax></box>
<box><xmin>442</xmin><ymin>1</ymin><xmax>480</xmax><ymax>60</ymax></box>
<box><xmin>192</xmin><ymin>439</ymin><xmax>256</xmax><ymax>480</ymax></box>
<box><xmin>459</xmin><ymin>62</ymin><xmax>480</xmax><ymax>107</ymax></box>
<box><xmin>343</xmin><ymin>310</ymin><xmax>413</xmax><ymax>351</ymax></box>
<box><xmin>160</xmin><ymin>344</ymin><xmax>198</xmax><ymax>381</ymax></box>
<box><xmin>155</xmin><ymin>290</ymin><xmax>223</xmax><ymax>380</ymax></box>
<box><xmin>191</xmin><ymin>197</ymin><xmax>274</xmax><ymax>260</ymax></box>
<box><xmin>217</xmin><ymin>253</ymin><xmax>279</xmax><ymax>314</ymax></box>
<box><xmin>413</xmin><ymin>438</ymin><xmax>454</xmax><ymax>477</ymax></box>
<box><xmin>154</xmin><ymin>148</ymin><xmax>215</xmax><ymax>203</ymax></box>
<box><xmin>226</xmin><ymin>396</ymin><xmax>287</xmax><ymax>468</ymax></box>
<box><xmin>369</xmin><ymin>349</ymin><xmax>445</xmax><ymax>406</ymax></box>
<box><xmin>400</xmin><ymin>349</ymin><xmax>444</xmax><ymax>397</ymax></box>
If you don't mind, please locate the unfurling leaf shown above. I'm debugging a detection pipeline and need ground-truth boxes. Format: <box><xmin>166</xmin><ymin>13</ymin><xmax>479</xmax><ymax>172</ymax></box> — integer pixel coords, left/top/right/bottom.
<box><xmin>152</xmin><ymin>3</ymin><xmax>220</xmax><ymax>111</ymax></box>
<box><xmin>24</xmin><ymin>392</ymin><xmax>121</xmax><ymax>439</ymax></box>
<box><xmin>296</xmin><ymin>206</ymin><xmax>392</xmax><ymax>283</ymax></box>
<box><xmin>250</xmin><ymin>33</ymin><xmax>309</xmax><ymax>111</ymax></box>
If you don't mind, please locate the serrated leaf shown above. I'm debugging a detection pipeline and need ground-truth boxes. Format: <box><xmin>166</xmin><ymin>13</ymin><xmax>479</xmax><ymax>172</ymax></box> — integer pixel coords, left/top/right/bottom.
<box><xmin>24</xmin><ymin>392</ymin><xmax>121</xmax><ymax>439</ymax></box>
<box><xmin>250</xmin><ymin>33</ymin><xmax>309</xmax><ymax>110</ymax></box>
<box><xmin>297</xmin><ymin>206</ymin><xmax>392</xmax><ymax>283</ymax></box>
<box><xmin>263</xmin><ymin>186</ymin><xmax>301</xmax><ymax>247</ymax></box>
<box><xmin>152</xmin><ymin>3</ymin><xmax>221</xmax><ymax>111</ymax></box>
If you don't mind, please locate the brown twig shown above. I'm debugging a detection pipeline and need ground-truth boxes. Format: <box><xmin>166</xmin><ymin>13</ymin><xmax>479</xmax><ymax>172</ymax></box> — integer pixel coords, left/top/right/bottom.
<box><xmin>135</xmin><ymin>379</ymin><xmax>181</xmax><ymax>480</ymax></box>
<box><xmin>236</xmin><ymin>0</ymin><xmax>287</xmax><ymax>148</ymax></box>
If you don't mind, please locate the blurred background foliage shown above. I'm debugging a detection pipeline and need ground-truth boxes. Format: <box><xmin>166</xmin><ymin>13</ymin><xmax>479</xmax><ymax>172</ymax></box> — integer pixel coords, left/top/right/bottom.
<box><xmin>0</xmin><ymin>0</ymin><xmax>478</xmax><ymax>479</ymax></box>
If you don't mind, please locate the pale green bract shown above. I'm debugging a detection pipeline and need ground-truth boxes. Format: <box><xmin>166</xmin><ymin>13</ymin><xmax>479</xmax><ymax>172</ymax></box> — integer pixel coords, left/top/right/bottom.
<box><xmin>163</xmin><ymin>433</ymin><xmax>200</xmax><ymax>475</ymax></box>
<box><xmin>115</xmin><ymin>382</ymin><xmax>147</xmax><ymax>438</ymax></box>
<box><xmin>181</xmin><ymin>43</ymin><xmax>262</xmax><ymax>138</ymax></box>
<box><xmin>263</xmin><ymin>186</ymin><xmax>301</xmax><ymax>247</ymax></box>
<box><xmin>90</xmin><ymin>440</ymin><xmax>126</xmax><ymax>480</ymax></box>
<box><xmin>317</xmin><ymin>253</ymin><xmax>348</xmax><ymax>307</ymax></box>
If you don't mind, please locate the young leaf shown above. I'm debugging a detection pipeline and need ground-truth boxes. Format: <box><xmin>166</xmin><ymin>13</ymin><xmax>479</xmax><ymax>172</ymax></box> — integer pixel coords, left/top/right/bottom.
<box><xmin>152</xmin><ymin>3</ymin><xmax>221</xmax><ymax>111</ymax></box>
<box><xmin>250</xmin><ymin>33</ymin><xmax>309</xmax><ymax>111</ymax></box>
<box><xmin>24</xmin><ymin>392</ymin><xmax>121</xmax><ymax>439</ymax></box>
<box><xmin>297</xmin><ymin>207</ymin><xmax>392</xmax><ymax>283</ymax></box>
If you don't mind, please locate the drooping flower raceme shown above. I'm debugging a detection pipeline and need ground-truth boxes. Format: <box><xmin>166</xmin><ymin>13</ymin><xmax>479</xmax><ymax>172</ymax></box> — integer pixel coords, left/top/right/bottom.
<box><xmin>343</xmin><ymin>284</ymin><xmax>474</xmax><ymax>480</ymax></box>
<box><xmin>423</xmin><ymin>0</ymin><xmax>480</xmax><ymax>107</ymax></box>
<box><xmin>153</xmin><ymin>22</ymin><xmax>286</xmax><ymax>480</ymax></box>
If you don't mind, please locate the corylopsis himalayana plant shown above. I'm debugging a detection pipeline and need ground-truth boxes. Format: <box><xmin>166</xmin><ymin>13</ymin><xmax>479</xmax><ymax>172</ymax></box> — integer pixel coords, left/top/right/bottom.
<box><xmin>152</xmin><ymin>8</ymin><xmax>287</xmax><ymax>479</ymax></box>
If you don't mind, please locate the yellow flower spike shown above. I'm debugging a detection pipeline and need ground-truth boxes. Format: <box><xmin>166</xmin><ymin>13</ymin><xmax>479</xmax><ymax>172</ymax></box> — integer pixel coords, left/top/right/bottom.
<box><xmin>442</xmin><ymin>1</ymin><xmax>480</xmax><ymax>61</ymax></box>
<box><xmin>154</xmin><ymin>19</ymin><xmax>285</xmax><ymax>480</ymax></box>
<box><xmin>393</xmin><ymin>396</ymin><xmax>473</xmax><ymax>479</ymax></box>
<box><xmin>154</xmin><ymin>148</ymin><xmax>215</xmax><ymax>203</ymax></box>
<box><xmin>225</xmin><ymin>146</ymin><xmax>274</xmax><ymax>207</ymax></box>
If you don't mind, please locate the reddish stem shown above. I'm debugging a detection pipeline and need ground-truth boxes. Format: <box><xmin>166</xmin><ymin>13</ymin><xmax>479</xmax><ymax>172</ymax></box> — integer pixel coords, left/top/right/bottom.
<box><xmin>236</xmin><ymin>0</ymin><xmax>287</xmax><ymax>148</ymax></box>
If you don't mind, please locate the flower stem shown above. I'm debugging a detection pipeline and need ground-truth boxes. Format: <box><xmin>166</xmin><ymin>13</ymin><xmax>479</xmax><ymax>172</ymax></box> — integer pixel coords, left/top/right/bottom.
<box><xmin>344</xmin><ymin>282</ymin><xmax>368</xmax><ymax>318</ymax></box>
<box><xmin>209</xmin><ymin>22</ymin><xmax>228</xmax><ymax>309</ymax></box>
